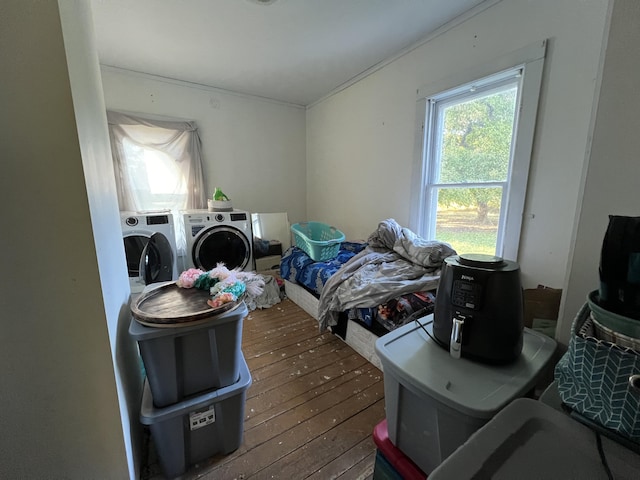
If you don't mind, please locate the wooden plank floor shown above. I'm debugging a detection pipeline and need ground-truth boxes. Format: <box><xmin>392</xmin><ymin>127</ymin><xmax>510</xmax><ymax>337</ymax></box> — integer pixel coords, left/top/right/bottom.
<box><xmin>141</xmin><ymin>298</ymin><xmax>385</xmax><ymax>479</ymax></box>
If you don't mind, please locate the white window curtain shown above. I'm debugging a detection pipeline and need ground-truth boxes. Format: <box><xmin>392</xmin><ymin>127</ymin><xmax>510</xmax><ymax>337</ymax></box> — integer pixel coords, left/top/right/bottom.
<box><xmin>107</xmin><ymin>111</ymin><xmax>206</xmax><ymax>255</ymax></box>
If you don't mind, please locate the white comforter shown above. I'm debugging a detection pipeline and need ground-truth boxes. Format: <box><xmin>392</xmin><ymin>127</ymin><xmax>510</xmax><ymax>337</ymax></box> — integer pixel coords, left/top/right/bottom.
<box><xmin>317</xmin><ymin>219</ymin><xmax>457</xmax><ymax>331</ymax></box>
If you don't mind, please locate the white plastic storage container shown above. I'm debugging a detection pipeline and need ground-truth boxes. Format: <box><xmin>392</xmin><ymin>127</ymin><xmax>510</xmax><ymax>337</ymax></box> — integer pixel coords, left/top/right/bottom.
<box><xmin>129</xmin><ymin>302</ymin><xmax>248</xmax><ymax>407</ymax></box>
<box><xmin>375</xmin><ymin>316</ymin><xmax>556</xmax><ymax>474</ymax></box>
<box><xmin>140</xmin><ymin>354</ymin><xmax>252</xmax><ymax>479</ymax></box>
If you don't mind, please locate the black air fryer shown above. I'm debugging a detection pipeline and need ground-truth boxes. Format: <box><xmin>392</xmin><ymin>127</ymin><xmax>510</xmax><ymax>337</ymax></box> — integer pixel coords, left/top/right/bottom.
<box><xmin>433</xmin><ymin>253</ymin><xmax>524</xmax><ymax>364</ymax></box>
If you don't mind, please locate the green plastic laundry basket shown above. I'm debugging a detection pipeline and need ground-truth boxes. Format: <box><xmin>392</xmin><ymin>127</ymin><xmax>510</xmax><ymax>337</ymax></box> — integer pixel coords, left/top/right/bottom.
<box><xmin>291</xmin><ymin>221</ymin><xmax>345</xmax><ymax>261</ymax></box>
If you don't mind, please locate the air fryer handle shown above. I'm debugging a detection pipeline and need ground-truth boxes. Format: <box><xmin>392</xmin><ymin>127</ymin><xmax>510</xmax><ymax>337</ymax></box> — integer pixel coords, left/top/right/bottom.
<box><xmin>450</xmin><ymin>314</ymin><xmax>465</xmax><ymax>359</ymax></box>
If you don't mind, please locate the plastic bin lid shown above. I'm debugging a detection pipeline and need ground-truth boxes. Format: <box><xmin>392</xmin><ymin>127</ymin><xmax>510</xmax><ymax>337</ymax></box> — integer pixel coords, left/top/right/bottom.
<box><xmin>374</xmin><ymin>316</ymin><xmax>557</xmax><ymax>419</ymax></box>
<box><xmin>373</xmin><ymin>419</ymin><xmax>427</xmax><ymax>480</ymax></box>
<box><xmin>428</xmin><ymin>398</ymin><xmax>640</xmax><ymax>479</ymax></box>
<box><xmin>139</xmin><ymin>354</ymin><xmax>252</xmax><ymax>424</ymax></box>
<box><xmin>128</xmin><ymin>300</ymin><xmax>248</xmax><ymax>340</ymax></box>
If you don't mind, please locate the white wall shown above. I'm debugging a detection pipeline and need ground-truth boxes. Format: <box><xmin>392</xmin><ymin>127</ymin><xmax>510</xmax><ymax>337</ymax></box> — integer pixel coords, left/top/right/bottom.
<box><xmin>306</xmin><ymin>0</ymin><xmax>610</xmax><ymax>295</ymax></box>
<box><xmin>100</xmin><ymin>68</ymin><xmax>307</xmax><ymax>225</ymax></box>
<box><xmin>0</xmin><ymin>0</ymin><xmax>130</xmax><ymax>478</ymax></box>
<box><xmin>59</xmin><ymin>0</ymin><xmax>143</xmax><ymax>477</ymax></box>
<box><xmin>559</xmin><ymin>0</ymin><xmax>640</xmax><ymax>342</ymax></box>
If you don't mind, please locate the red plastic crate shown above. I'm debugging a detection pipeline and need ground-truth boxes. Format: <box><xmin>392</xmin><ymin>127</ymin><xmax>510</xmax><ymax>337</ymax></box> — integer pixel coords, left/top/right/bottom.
<box><xmin>373</xmin><ymin>419</ymin><xmax>427</xmax><ymax>480</ymax></box>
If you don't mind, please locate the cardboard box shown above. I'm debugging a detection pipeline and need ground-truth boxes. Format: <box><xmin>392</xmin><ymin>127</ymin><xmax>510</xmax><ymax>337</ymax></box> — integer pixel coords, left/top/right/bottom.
<box><xmin>524</xmin><ymin>285</ymin><xmax>562</xmax><ymax>329</ymax></box>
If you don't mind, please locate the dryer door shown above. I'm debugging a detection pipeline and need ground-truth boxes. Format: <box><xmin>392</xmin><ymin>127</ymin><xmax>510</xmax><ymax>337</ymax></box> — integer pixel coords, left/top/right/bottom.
<box><xmin>123</xmin><ymin>233</ymin><xmax>149</xmax><ymax>280</ymax></box>
<box><xmin>192</xmin><ymin>225</ymin><xmax>251</xmax><ymax>271</ymax></box>
<box><xmin>139</xmin><ymin>232</ymin><xmax>175</xmax><ymax>285</ymax></box>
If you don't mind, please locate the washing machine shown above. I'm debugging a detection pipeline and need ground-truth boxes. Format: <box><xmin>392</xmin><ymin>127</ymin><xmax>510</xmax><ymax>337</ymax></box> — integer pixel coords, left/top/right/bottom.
<box><xmin>183</xmin><ymin>209</ymin><xmax>254</xmax><ymax>272</ymax></box>
<box><xmin>120</xmin><ymin>211</ymin><xmax>178</xmax><ymax>293</ymax></box>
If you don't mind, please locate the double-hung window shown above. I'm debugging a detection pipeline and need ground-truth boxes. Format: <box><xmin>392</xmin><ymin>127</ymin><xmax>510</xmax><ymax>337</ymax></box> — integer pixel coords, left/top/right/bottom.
<box><xmin>412</xmin><ymin>41</ymin><xmax>546</xmax><ymax>260</ymax></box>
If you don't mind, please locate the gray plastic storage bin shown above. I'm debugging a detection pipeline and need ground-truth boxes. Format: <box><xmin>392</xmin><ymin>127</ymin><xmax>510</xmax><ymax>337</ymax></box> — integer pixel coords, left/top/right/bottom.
<box><xmin>429</xmin><ymin>398</ymin><xmax>640</xmax><ymax>479</ymax></box>
<box><xmin>375</xmin><ymin>316</ymin><xmax>556</xmax><ymax>474</ymax></box>
<box><xmin>129</xmin><ymin>302</ymin><xmax>248</xmax><ymax>407</ymax></box>
<box><xmin>140</xmin><ymin>354</ymin><xmax>252</xmax><ymax>479</ymax></box>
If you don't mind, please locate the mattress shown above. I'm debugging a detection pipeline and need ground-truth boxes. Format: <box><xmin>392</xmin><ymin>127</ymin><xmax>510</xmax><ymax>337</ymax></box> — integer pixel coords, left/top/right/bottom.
<box><xmin>281</xmin><ymin>244</ymin><xmax>437</xmax><ymax>333</ymax></box>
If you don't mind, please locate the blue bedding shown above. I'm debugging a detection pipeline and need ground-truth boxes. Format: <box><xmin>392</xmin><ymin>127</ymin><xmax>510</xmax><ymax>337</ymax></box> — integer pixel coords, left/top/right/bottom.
<box><xmin>280</xmin><ymin>242</ymin><xmax>366</xmax><ymax>295</ymax></box>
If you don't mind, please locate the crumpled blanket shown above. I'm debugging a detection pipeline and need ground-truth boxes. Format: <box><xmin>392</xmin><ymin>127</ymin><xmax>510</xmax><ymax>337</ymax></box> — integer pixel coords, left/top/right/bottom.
<box><xmin>317</xmin><ymin>219</ymin><xmax>456</xmax><ymax>331</ymax></box>
<box><xmin>244</xmin><ymin>274</ymin><xmax>283</xmax><ymax>310</ymax></box>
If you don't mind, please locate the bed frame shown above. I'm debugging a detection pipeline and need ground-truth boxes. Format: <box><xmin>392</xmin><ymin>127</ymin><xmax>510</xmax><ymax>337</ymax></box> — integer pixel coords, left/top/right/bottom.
<box><xmin>284</xmin><ymin>280</ymin><xmax>383</xmax><ymax>370</ymax></box>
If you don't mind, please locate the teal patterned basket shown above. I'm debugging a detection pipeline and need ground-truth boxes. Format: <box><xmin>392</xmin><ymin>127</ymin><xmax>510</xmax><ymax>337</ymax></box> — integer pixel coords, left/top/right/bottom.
<box><xmin>555</xmin><ymin>302</ymin><xmax>640</xmax><ymax>442</ymax></box>
<box><xmin>291</xmin><ymin>222</ymin><xmax>345</xmax><ymax>262</ymax></box>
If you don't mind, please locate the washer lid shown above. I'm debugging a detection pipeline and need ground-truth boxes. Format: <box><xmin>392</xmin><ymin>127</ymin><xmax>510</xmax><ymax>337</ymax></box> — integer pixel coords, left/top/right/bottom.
<box><xmin>139</xmin><ymin>232</ymin><xmax>174</xmax><ymax>285</ymax></box>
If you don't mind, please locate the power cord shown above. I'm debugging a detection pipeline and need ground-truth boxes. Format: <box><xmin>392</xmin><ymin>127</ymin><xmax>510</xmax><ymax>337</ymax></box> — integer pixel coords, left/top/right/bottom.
<box><xmin>595</xmin><ymin>431</ymin><xmax>614</xmax><ymax>480</ymax></box>
<box><xmin>414</xmin><ymin>314</ymin><xmax>444</xmax><ymax>346</ymax></box>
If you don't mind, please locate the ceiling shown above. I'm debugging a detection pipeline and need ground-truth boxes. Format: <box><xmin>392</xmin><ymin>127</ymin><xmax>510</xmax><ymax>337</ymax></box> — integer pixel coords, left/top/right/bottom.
<box><xmin>90</xmin><ymin>0</ymin><xmax>487</xmax><ymax>106</ymax></box>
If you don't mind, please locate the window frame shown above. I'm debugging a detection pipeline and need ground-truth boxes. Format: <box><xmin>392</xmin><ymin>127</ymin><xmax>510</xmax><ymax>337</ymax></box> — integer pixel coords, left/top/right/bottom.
<box><xmin>410</xmin><ymin>40</ymin><xmax>546</xmax><ymax>261</ymax></box>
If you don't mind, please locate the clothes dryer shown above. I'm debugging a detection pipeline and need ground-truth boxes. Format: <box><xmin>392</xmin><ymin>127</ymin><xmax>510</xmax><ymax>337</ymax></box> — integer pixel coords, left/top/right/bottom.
<box><xmin>120</xmin><ymin>211</ymin><xmax>178</xmax><ymax>293</ymax></box>
<box><xmin>183</xmin><ymin>209</ymin><xmax>254</xmax><ymax>271</ymax></box>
